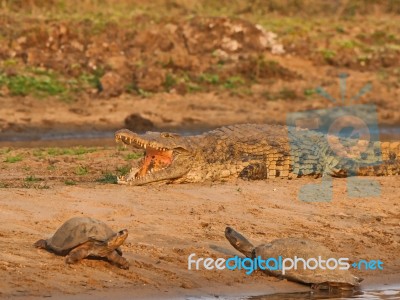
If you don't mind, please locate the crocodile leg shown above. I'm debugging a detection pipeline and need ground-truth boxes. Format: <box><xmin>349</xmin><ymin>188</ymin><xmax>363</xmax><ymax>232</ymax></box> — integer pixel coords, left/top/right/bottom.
<box><xmin>239</xmin><ymin>163</ymin><xmax>269</xmax><ymax>180</ymax></box>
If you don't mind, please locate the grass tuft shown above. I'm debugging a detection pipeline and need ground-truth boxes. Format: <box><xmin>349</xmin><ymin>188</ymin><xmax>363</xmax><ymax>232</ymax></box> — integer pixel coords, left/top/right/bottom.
<box><xmin>75</xmin><ymin>166</ymin><xmax>89</xmax><ymax>175</ymax></box>
<box><xmin>125</xmin><ymin>153</ymin><xmax>143</xmax><ymax>160</ymax></box>
<box><xmin>64</xmin><ymin>180</ymin><xmax>77</xmax><ymax>186</ymax></box>
<box><xmin>116</xmin><ymin>165</ymin><xmax>131</xmax><ymax>176</ymax></box>
<box><xmin>25</xmin><ymin>175</ymin><xmax>43</xmax><ymax>182</ymax></box>
<box><xmin>4</xmin><ymin>155</ymin><xmax>23</xmax><ymax>163</ymax></box>
<box><xmin>97</xmin><ymin>173</ymin><xmax>118</xmax><ymax>184</ymax></box>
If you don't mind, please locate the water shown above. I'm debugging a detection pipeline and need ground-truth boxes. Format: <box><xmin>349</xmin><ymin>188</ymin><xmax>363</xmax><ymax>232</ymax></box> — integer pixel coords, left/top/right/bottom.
<box><xmin>247</xmin><ymin>286</ymin><xmax>400</xmax><ymax>299</ymax></box>
<box><xmin>185</xmin><ymin>285</ymin><xmax>400</xmax><ymax>299</ymax></box>
<box><xmin>0</xmin><ymin>127</ymin><xmax>213</xmax><ymax>147</ymax></box>
<box><xmin>0</xmin><ymin>130</ymin><xmax>117</xmax><ymax>147</ymax></box>
<box><xmin>0</xmin><ymin>126</ymin><xmax>399</xmax><ymax>148</ymax></box>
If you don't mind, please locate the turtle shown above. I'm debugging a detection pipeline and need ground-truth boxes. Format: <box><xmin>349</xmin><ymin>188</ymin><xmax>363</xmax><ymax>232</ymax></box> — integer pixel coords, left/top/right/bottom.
<box><xmin>34</xmin><ymin>217</ymin><xmax>129</xmax><ymax>269</ymax></box>
<box><xmin>225</xmin><ymin>227</ymin><xmax>362</xmax><ymax>291</ymax></box>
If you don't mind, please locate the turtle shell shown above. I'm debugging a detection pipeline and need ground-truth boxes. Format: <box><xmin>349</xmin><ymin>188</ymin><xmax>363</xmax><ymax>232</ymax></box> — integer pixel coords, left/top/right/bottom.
<box><xmin>46</xmin><ymin>217</ymin><xmax>116</xmax><ymax>254</ymax></box>
<box><xmin>254</xmin><ymin>238</ymin><xmax>361</xmax><ymax>288</ymax></box>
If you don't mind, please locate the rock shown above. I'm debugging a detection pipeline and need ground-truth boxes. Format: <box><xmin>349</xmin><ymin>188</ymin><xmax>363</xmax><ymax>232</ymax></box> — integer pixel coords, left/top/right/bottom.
<box><xmin>124</xmin><ymin>114</ymin><xmax>154</xmax><ymax>132</ymax></box>
<box><xmin>134</xmin><ymin>67</ymin><xmax>166</xmax><ymax>92</ymax></box>
<box><xmin>105</xmin><ymin>55</ymin><xmax>127</xmax><ymax>71</ymax></box>
<box><xmin>99</xmin><ymin>72</ymin><xmax>124</xmax><ymax>97</ymax></box>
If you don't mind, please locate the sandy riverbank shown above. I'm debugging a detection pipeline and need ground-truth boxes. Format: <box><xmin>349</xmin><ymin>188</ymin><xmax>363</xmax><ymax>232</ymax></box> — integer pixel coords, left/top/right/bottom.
<box><xmin>1</xmin><ymin>176</ymin><xmax>399</xmax><ymax>298</ymax></box>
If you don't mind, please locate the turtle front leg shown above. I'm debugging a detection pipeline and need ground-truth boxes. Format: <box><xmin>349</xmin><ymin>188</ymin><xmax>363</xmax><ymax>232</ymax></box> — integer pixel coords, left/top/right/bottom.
<box><xmin>66</xmin><ymin>244</ymin><xmax>89</xmax><ymax>264</ymax></box>
<box><xmin>107</xmin><ymin>250</ymin><xmax>129</xmax><ymax>269</ymax></box>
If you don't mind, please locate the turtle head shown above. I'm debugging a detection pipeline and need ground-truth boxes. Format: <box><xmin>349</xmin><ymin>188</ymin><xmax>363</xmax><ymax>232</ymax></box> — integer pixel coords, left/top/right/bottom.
<box><xmin>225</xmin><ymin>227</ymin><xmax>255</xmax><ymax>258</ymax></box>
<box><xmin>107</xmin><ymin>229</ymin><xmax>128</xmax><ymax>250</ymax></box>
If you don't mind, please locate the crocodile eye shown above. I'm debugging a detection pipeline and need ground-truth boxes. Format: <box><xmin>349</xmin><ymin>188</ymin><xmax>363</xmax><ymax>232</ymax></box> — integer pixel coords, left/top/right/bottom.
<box><xmin>161</xmin><ymin>132</ymin><xmax>180</xmax><ymax>138</ymax></box>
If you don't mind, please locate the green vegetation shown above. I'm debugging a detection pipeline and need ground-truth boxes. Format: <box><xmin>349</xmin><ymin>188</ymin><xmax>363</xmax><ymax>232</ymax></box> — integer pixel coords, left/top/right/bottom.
<box><xmin>116</xmin><ymin>165</ymin><xmax>130</xmax><ymax>176</ymax></box>
<box><xmin>46</xmin><ymin>147</ymin><xmax>97</xmax><ymax>156</ymax></box>
<box><xmin>186</xmin><ymin>82</ymin><xmax>203</xmax><ymax>93</ymax></box>
<box><xmin>0</xmin><ymin>67</ymin><xmax>103</xmax><ymax>100</ymax></box>
<box><xmin>25</xmin><ymin>175</ymin><xmax>43</xmax><ymax>182</ymax></box>
<box><xmin>125</xmin><ymin>153</ymin><xmax>143</xmax><ymax>160</ymax></box>
<box><xmin>337</xmin><ymin>39</ymin><xmax>361</xmax><ymax>49</ymax></box>
<box><xmin>164</xmin><ymin>73</ymin><xmax>177</xmax><ymax>91</ymax></box>
<box><xmin>223</xmin><ymin>76</ymin><xmax>245</xmax><ymax>89</ymax></box>
<box><xmin>320</xmin><ymin>49</ymin><xmax>336</xmax><ymax>61</ymax></box>
<box><xmin>32</xmin><ymin>147</ymin><xmax>97</xmax><ymax>158</ymax></box>
<box><xmin>0</xmin><ymin>148</ymin><xmax>11</xmax><ymax>155</ymax></box>
<box><xmin>64</xmin><ymin>180</ymin><xmax>77</xmax><ymax>186</ymax></box>
<box><xmin>78</xmin><ymin>70</ymin><xmax>104</xmax><ymax>89</ymax></box>
<box><xmin>75</xmin><ymin>166</ymin><xmax>89</xmax><ymax>175</ymax></box>
<box><xmin>47</xmin><ymin>165</ymin><xmax>57</xmax><ymax>171</ymax></box>
<box><xmin>136</xmin><ymin>88</ymin><xmax>153</xmax><ymax>98</ymax></box>
<box><xmin>161</xmin><ymin>72</ymin><xmax>248</xmax><ymax>92</ymax></box>
<box><xmin>304</xmin><ymin>88</ymin><xmax>316</xmax><ymax>97</ymax></box>
<box><xmin>4</xmin><ymin>155</ymin><xmax>23</xmax><ymax>163</ymax></box>
<box><xmin>0</xmin><ymin>0</ymin><xmax>397</xmax><ymax>99</ymax></box>
<box><xmin>97</xmin><ymin>173</ymin><xmax>118</xmax><ymax>184</ymax></box>
<box><xmin>162</xmin><ymin>71</ymin><xmax>251</xmax><ymax>93</ymax></box>
<box><xmin>199</xmin><ymin>73</ymin><xmax>220</xmax><ymax>85</ymax></box>
<box><xmin>33</xmin><ymin>149</ymin><xmax>45</xmax><ymax>158</ymax></box>
<box><xmin>2</xmin><ymin>0</ymin><xmax>398</xmax><ymax>20</ymax></box>
<box><xmin>0</xmin><ymin>72</ymin><xmax>66</xmax><ymax>97</ymax></box>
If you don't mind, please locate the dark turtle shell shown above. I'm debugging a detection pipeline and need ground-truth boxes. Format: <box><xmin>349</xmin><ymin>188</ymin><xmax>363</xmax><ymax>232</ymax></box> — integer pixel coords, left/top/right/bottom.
<box><xmin>46</xmin><ymin>217</ymin><xmax>116</xmax><ymax>254</ymax></box>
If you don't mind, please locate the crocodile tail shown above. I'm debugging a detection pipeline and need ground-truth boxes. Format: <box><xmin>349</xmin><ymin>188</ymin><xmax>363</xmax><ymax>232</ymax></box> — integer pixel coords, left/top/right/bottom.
<box><xmin>358</xmin><ymin>141</ymin><xmax>400</xmax><ymax>176</ymax></box>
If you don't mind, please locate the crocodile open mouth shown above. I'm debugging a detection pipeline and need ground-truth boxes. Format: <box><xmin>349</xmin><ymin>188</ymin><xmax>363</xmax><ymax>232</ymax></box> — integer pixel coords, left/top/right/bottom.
<box><xmin>134</xmin><ymin>146</ymin><xmax>173</xmax><ymax>178</ymax></box>
<box><xmin>115</xmin><ymin>132</ymin><xmax>173</xmax><ymax>179</ymax></box>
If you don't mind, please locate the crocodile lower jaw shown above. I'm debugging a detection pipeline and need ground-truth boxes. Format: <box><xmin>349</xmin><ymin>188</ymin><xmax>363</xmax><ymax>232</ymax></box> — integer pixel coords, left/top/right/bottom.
<box><xmin>118</xmin><ymin>144</ymin><xmax>174</xmax><ymax>184</ymax></box>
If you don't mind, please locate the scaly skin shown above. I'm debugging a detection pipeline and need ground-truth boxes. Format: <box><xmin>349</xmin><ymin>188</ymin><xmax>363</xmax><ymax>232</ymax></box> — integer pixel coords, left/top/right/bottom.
<box><xmin>115</xmin><ymin>124</ymin><xmax>400</xmax><ymax>185</ymax></box>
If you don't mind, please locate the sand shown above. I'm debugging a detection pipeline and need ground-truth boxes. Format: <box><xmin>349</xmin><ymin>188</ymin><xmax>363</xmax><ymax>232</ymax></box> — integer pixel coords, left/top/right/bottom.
<box><xmin>1</xmin><ymin>175</ymin><xmax>399</xmax><ymax>299</ymax></box>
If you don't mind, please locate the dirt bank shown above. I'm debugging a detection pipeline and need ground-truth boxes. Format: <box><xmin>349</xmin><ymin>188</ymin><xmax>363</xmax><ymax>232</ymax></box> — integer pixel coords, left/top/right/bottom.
<box><xmin>1</xmin><ymin>174</ymin><xmax>399</xmax><ymax>298</ymax></box>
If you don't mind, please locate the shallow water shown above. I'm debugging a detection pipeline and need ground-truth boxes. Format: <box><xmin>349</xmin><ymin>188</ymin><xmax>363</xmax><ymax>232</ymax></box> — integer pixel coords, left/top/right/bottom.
<box><xmin>186</xmin><ymin>285</ymin><xmax>400</xmax><ymax>300</ymax></box>
<box><xmin>247</xmin><ymin>286</ymin><xmax>400</xmax><ymax>299</ymax></box>
<box><xmin>0</xmin><ymin>126</ymin><xmax>399</xmax><ymax>148</ymax></box>
<box><xmin>0</xmin><ymin>127</ymin><xmax>211</xmax><ymax>147</ymax></box>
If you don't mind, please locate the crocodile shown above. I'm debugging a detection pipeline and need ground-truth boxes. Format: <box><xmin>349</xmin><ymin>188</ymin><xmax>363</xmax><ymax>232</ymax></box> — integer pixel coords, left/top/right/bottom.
<box><xmin>115</xmin><ymin>124</ymin><xmax>400</xmax><ymax>185</ymax></box>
